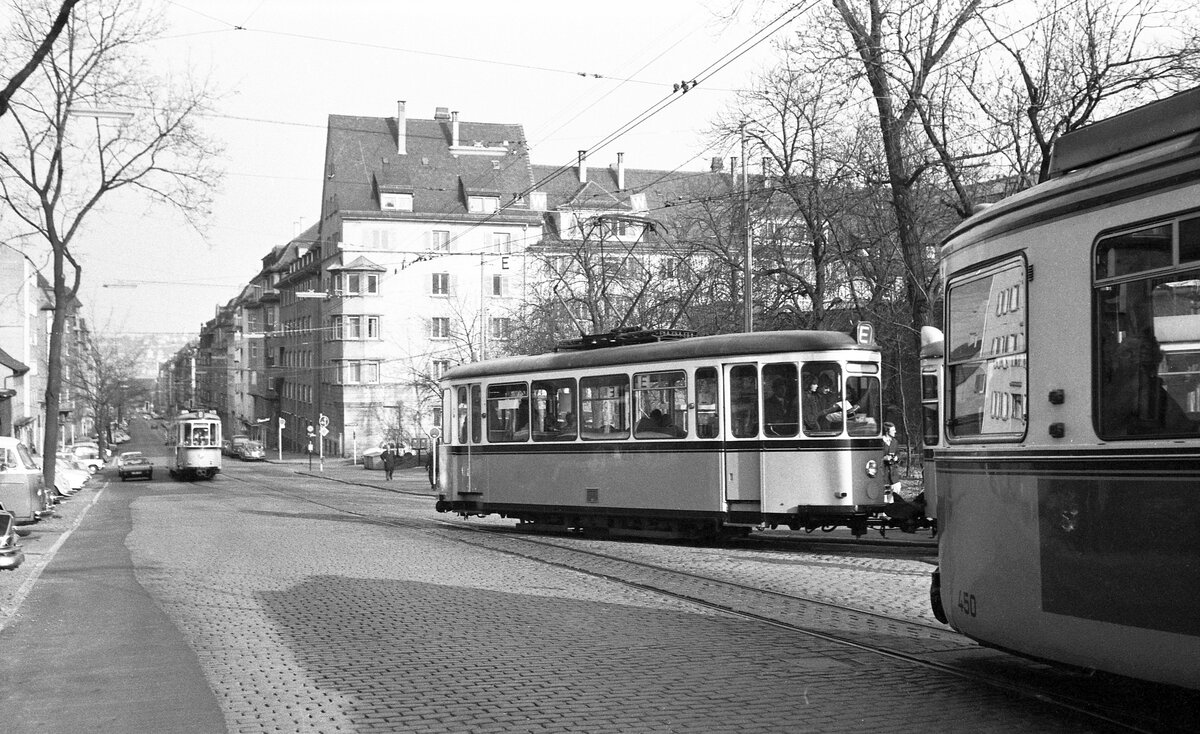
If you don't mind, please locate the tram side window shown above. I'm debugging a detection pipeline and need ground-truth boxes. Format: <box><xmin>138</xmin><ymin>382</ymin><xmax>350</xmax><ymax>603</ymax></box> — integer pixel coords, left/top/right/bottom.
<box><xmin>801</xmin><ymin>362</ymin><xmax>845</xmax><ymax>435</ymax></box>
<box><xmin>946</xmin><ymin>259</ymin><xmax>1027</xmax><ymax>438</ymax></box>
<box><xmin>486</xmin><ymin>382</ymin><xmax>529</xmax><ymax>442</ymax></box>
<box><xmin>633</xmin><ymin>371</ymin><xmax>687</xmax><ymax>439</ymax></box>
<box><xmin>470</xmin><ymin>384</ymin><xmax>482</xmax><ymax>444</ymax></box>
<box><xmin>694</xmin><ymin>367</ymin><xmax>720</xmax><ymax>439</ymax></box>
<box><xmin>729</xmin><ymin>365</ymin><xmax>758</xmax><ymax>438</ymax></box>
<box><xmin>1095</xmin><ymin>219</ymin><xmax>1200</xmax><ymax>438</ymax></box>
<box><xmin>455</xmin><ymin>386</ymin><xmax>469</xmax><ymax>443</ymax></box>
<box><xmin>845</xmin><ymin>370</ymin><xmax>881</xmax><ymax>437</ymax></box>
<box><xmin>761</xmin><ymin>363</ymin><xmax>798</xmax><ymax>437</ymax></box>
<box><xmin>921</xmin><ymin>371</ymin><xmax>940</xmax><ymax>446</ymax></box>
<box><xmin>580</xmin><ymin>374</ymin><xmax>629</xmax><ymax>439</ymax></box>
<box><xmin>532</xmin><ymin>378</ymin><xmax>577</xmax><ymax>441</ymax></box>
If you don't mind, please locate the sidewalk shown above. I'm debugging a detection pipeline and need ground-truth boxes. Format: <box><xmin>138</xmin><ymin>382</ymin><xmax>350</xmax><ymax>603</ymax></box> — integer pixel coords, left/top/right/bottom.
<box><xmin>266</xmin><ymin>451</ymin><xmax>438</xmax><ymax>497</ymax></box>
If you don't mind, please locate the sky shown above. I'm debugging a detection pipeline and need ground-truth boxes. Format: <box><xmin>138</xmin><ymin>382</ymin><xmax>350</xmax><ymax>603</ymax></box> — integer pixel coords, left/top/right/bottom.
<box><xmin>43</xmin><ymin>0</ymin><xmax>794</xmax><ymax>344</ymax></box>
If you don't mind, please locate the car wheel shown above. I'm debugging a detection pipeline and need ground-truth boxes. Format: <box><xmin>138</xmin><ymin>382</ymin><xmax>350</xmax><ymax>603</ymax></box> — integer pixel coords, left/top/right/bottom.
<box><xmin>147</xmin><ymin>472</ymin><xmax>153</xmax><ymax>480</ymax></box>
<box><xmin>120</xmin><ymin>476</ymin><xmax>126</xmax><ymax>481</ymax></box>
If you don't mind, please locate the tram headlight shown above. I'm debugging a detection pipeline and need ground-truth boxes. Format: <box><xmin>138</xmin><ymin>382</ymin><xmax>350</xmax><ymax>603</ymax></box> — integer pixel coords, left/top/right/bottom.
<box><xmin>864</xmin><ymin>459</ymin><xmax>877</xmax><ymax>478</ymax></box>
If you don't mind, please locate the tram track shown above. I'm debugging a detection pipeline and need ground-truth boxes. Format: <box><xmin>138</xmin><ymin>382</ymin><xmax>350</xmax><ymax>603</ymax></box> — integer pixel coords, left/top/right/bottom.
<box><xmin>229</xmin><ymin>470</ymin><xmax>1193</xmax><ymax>733</ymax></box>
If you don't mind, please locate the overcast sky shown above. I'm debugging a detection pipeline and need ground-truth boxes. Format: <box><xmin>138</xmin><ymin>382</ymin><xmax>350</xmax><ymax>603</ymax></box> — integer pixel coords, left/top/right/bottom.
<box><xmin>58</xmin><ymin>0</ymin><xmax>787</xmax><ymax>341</ymax></box>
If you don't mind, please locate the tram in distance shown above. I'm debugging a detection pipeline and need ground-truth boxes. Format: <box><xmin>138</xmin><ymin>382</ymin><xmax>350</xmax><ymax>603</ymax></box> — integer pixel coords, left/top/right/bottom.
<box><xmin>925</xmin><ymin>86</ymin><xmax>1200</xmax><ymax>690</ymax></box>
<box><xmin>168</xmin><ymin>409</ymin><xmax>222</xmax><ymax>480</ymax></box>
<box><xmin>435</xmin><ymin>324</ymin><xmax>913</xmax><ymax>539</ymax></box>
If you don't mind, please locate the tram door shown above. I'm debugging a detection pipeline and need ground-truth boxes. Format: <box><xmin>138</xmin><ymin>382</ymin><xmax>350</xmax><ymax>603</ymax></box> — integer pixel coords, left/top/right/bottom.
<box><xmin>451</xmin><ymin>384</ymin><xmax>481</xmax><ymax>494</ymax></box>
<box><xmin>723</xmin><ymin>363</ymin><xmax>762</xmax><ymax>506</ymax></box>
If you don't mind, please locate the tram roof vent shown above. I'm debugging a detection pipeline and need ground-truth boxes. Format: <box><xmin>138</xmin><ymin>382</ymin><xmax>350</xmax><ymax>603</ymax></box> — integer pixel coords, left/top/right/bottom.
<box><xmin>555</xmin><ymin>326</ymin><xmax>697</xmax><ymax>352</ymax></box>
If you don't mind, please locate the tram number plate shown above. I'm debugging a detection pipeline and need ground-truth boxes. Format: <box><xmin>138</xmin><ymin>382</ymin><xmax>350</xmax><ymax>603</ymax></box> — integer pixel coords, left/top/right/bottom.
<box><xmin>956</xmin><ymin>591</ymin><xmax>977</xmax><ymax>618</ymax></box>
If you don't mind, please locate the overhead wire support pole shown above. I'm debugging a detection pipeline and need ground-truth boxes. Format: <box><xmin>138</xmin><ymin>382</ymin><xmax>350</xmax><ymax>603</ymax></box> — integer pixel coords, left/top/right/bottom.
<box><xmin>741</xmin><ymin>121</ymin><xmax>752</xmax><ymax>333</ymax></box>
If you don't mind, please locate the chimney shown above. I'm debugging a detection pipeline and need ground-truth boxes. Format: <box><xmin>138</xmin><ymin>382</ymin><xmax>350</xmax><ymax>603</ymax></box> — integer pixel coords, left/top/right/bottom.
<box><xmin>451</xmin><ymin>111</ymin><xmax>460</xmax><ymax>147</ymax></box>
<box><xmin>578</xmin><ymin>150</ymin><xmax>588</xmax><ymax>183</ymax></box>
<box><xmin>711</xmin><ymin>156</ymin><xmax>724</xmax><ymax>172</ymax></box>
<box><xmin>396</xmin><ymin>100</ymin><xmax>406</xmax><ymax>155</ymax></box>
<box><xmin>616</xmin><ymin>152</ymin><xmax>625</xmax><ymax>190</ymax></box>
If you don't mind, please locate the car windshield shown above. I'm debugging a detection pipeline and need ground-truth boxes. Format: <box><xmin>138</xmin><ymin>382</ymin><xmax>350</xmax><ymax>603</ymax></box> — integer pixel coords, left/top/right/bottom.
<box><xmin>121</xmin><ymin>452</ymin><xmax>143</xmax><ymax>461</ymax></box>
<box><xmin>246</xmin><ymin>441</ymin><xmax>263</xmax><ymax>450</ymax></box>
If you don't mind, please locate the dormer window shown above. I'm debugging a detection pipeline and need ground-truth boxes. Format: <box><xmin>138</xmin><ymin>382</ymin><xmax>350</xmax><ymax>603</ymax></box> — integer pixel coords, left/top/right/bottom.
<box><xmin>468</xmin><ymin>196</ymin><xmax>499</xmax><ymax>213</ymax></box>
<box><xmin>381</xmin><ymin>192</ymin><xmax>413</xmax><ymax>211</ymax></box>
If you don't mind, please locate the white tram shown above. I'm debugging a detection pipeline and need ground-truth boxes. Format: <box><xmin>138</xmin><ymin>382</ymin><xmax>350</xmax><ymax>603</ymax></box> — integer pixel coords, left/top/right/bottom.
<box><xmin>436</xmin><ymin>326</ymin><xmax>891</xmax><ymax>538</ymax></box>
<box><xmin>928</xmin><ymin>87</ymin><xmax>1200</xmax><ymax>689</ymax></box>
<box><xmin>169</xmin><ymin>410</ymin><xmax>222</xmax><ymax>480</ymax></box>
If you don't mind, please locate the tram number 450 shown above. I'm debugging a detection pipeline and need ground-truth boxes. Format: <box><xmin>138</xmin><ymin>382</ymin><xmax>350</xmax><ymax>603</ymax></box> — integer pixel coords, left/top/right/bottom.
<box><xmin>956</xmin><ymin>591</ymin><xmax>978</xmax><ymax>618</ymax></box>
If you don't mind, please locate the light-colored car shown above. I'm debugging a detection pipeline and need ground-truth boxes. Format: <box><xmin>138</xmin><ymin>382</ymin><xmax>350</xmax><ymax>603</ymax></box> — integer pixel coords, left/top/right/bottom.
<box><xmin>54</xmin><ymin>455</ymin><xmax>90</xmax><ymax>493</ymax></box>
<box><xmin>69</xmin><ymin>444</ymin><xmax>106</xmax><ymax>473</ymax></box>
<box><xmin>0</xmin><ymin>437</ymin><xmax>51</xmax><ymax>526</ymax></box>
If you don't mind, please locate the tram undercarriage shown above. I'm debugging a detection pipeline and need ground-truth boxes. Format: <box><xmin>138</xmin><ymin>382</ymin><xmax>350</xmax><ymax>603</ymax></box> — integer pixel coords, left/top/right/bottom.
<box><xmin>435</xmin><ymin>498</ymin><xmax>933</xmax><ymax>539</ymax></box>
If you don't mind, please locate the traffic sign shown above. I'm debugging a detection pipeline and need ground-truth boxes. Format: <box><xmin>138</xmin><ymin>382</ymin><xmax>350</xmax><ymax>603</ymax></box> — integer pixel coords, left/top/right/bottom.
<box><xmin>428</xmin><ymin>427</ymin><xmax>442</xmax><ymax>440</ymax></box>
<box><xmin>319</xmin><ymin>413</ymin><xmax>330</xmax><ymax>428</ymax></box>
<box><xmin>307</xmin><ymin>424</ymin><xmax>315</xmax><ymax>435</ymax></box>
<box><xmin>319</xmin><ymin>426</ymin><xmax>330</xmax><ymax>438</ymax></box>
<box><xmin>278</xmin><ymin>417</ymin><xmax>286</xmax><ymax>429</ymax></box>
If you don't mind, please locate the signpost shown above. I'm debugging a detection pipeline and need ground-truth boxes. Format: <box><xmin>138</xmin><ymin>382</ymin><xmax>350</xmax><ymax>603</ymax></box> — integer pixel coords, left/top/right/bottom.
<box><xmin>306</xmin><ymin>423</ymin><xmax>315</xmax><ymax>470</ymax></box>
<box><xmin>277</xmin><ymin>416</ymin><xmax>286</xmax><ymax>461</ymax></box>
<box><xmin>318</xmin><ymin>413</ymin><xmax>328</xmax><ymax>472</ymax></box>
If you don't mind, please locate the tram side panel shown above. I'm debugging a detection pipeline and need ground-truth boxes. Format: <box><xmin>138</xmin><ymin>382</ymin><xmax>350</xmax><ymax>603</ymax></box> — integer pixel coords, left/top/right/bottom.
<box><xmin>934</xmin><ymin>127</ymin><xmax>1200</xmax><ymax>689</ymax></box>
<box><xmin>472</xmin><ymin>444</ymin><xmax>725</xmax><ymax>518</ymax></box>
<box><xmin>758</xmin><ymin>443</ymin><xmax>882</xmax><ymax>519</ymax></box>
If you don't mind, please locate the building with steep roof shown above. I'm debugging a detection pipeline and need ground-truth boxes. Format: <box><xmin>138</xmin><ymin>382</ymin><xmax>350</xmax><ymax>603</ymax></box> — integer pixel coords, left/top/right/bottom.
<box><xmin>307</xmin><ymin>102</ymin><xmax>544</xmax><ymax>453</ymax></box>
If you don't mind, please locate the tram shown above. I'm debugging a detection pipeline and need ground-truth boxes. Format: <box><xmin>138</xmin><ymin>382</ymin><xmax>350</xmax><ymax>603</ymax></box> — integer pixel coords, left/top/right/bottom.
<box><xmin>169</xmin><ymin>409</ymin><xmax>222</xmax><ymax>480</ymax></box>
<box><xmin>436</xmin><ymin>325</ymin><xmax>892</xmax><ymax>538</ymax></box>
<box><xmin>927</xmin><ymin>87</ymin><xmax>1200</xmax><ymax>689</ymax></box>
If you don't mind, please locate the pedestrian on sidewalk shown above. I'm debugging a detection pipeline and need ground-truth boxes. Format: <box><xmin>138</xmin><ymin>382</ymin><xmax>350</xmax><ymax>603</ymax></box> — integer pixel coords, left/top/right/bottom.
<box><xmin>382</xmin><ymin>445</ymin><xmax>395</xmax><ymax>480</ymax></box>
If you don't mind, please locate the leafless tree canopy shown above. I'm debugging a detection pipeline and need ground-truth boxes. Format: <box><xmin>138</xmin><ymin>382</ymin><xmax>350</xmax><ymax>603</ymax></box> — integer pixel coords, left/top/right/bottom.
<box><xmin>0</xmin><ymin>0</ymin><xmax>223</xmax><ymax>484</ymax></box>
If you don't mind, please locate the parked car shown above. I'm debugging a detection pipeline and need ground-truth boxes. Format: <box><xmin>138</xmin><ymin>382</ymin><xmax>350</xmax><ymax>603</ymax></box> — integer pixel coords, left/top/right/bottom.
<box><xmin>118</xmin><ymin>454</ymin><xmax>154</xmax><ymax>481</ymax></box>
<box><xmin>228</xmin><ymin>435</ymin><xmax>250</xmax><ymax>456</ymax></box>
<box><xmin>54</xmin><ymin>455</ymin><xmax>90</xmax><ymax>493</ymax></box>
<box><xmin>0</xmin><ymin>505</ymin><xmax>24</xmax><ymax>571</ymax></box>
<box><xmin>0</xmin><ymin>436</ymin><xmax>51</xmax><ymax>526</ymax></box>
<box><xmin>235</xmin><ymin>440</ymin><xmax>265</xmax><ymax>461</ymax></box>
<box><xmin>69</xmin><ymin>443</ymin><xmax>106</xmax><ymax>473</ymax></box>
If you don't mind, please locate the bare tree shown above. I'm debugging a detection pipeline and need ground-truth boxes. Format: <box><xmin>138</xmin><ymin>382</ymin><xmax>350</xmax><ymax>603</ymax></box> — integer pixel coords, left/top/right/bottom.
<box><xmin>824</xmin><ymin>0</ymin><xmax>985</xmax><ymax>337</ymax></box>
<box><xmin>0</xmin><ymin>0</ymin><xmax>80</xmax><ymax>118</ymax></box>
<box><xmin>973</xmin><ymin>0</ymin><xmax>1200</xmax><ymax>185</ymax></box>
<box><xmin>67</xmin><ymin>327</ymin><xmax>144</xmax><ymax>462</ymax></box>
<box><xmin>0</xmin><ymin>0</ymin><xmax>223</xmax><ymax>486</ymax></box>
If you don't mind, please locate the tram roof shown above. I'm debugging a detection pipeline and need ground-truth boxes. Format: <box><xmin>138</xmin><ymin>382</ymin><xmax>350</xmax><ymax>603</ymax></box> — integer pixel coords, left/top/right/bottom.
<box><xmin>443</xmin><ymin>330</ymin><xmax>873</xmax><ymax>380</ymax></box>
<box><xmin>942</xmin><ymin>86</ymin><xmax>1200</xmax><ymax>252</ymax></box>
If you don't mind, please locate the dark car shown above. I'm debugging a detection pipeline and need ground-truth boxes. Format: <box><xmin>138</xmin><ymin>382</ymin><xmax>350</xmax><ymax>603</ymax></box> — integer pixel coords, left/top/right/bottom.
<box><xmin>235</xmin><ymin>440</ymin><xmax>265</xmax><ymax>461</ymax></box>
<box><xmin>0</xmin><ymin>505</ymin><xmax>24</xmax><ymax>570</ymax></box>
<box><xmin>118</xmin><ymin>455</ymin><xmax>154</xmax><ymax>481</ymax></box>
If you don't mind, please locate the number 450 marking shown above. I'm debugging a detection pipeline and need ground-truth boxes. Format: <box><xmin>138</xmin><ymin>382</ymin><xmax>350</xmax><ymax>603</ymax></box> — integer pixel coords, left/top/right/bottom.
<box><xmin>957</xmin><ymin>591</ymin><xmax>977</xmax><ymax>617</ymax></box>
